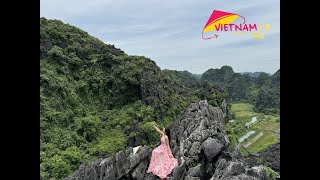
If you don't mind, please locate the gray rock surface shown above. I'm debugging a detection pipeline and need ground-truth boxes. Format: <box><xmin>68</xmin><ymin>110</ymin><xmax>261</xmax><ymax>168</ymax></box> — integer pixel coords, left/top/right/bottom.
<box><xmin>259</xmin><ymin>143</ymin><xmax>280</xmax><ymax>174</ymax></box>
<box><xmin>202</xmin><ymin>137</ymin><xmax>224</xmax><ymax>162</ymax></box>
<box><xmin>244</xmin><ymin>143</ymin><xmax>280</xmax><ymax>175</ymax></box>
<box><xmin>64</xmin><ymin>100</ymin><xmax>276</xmax><ymax>180</ymax></box>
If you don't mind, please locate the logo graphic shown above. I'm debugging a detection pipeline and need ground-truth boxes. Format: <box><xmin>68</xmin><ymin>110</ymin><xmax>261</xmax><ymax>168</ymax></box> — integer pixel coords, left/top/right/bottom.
<box><xmin>202</xmin><ymin>10</ymin><xmax>271</xmax><ymax>40</ymax></box>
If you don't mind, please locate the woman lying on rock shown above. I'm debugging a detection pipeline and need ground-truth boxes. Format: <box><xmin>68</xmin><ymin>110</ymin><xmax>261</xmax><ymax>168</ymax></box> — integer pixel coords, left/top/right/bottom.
<box><xmin>146</xmin><ymin>122</ymin><xmax>178</xmax><ymax>179</ymax></box>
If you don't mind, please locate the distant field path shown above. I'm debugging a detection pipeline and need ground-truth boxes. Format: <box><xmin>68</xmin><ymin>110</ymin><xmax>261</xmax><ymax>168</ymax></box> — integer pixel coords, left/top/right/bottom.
<box><xmin>244</xmin><ymin>131</ymin><xmax>264</xmax><ymax>148</ymax></box>
<box><xmin>251</xmin><ymin>128</ymin><xmax>280</xmax><ymax>134</ymax></box>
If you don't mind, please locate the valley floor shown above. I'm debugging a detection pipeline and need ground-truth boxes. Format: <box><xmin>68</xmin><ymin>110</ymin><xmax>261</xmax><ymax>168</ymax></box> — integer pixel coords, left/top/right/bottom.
<box><xmin>226</xmin><ymin>103</ymin><xmax>280</xmax><ymax>154</ymax></box>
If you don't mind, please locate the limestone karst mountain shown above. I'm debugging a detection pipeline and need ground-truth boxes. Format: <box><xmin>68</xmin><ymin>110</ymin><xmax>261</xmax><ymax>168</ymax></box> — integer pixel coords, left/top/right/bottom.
<box><xmin>40</xmin><ymin>18</ymin><xmax>279</xmax><ymax>180</ymax></box>
<box><xmin>64</xmin><ymin>100</ymin><xmax>277</xmax><ymax>180</ymax></box>
<box><xmin>40</xmin><ymin>18</ymin><xmax>230</xmax><ymax>179</ymax></box>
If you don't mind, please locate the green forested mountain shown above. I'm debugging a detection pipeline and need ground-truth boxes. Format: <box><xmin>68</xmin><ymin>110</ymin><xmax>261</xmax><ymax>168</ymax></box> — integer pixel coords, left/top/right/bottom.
<box><xmin>162</xmin><ymin>70</ymin><xmax>229</xmax><ymax>109</ymax></box>
<box><xmin>255</xmin><ymin>69</ymin><xmax>280</xmax><ymax>114</ymax></box>
<box><xmin>241</xmin><ymin>72</ymin><xmax>269</xmax><ymax>78</ymax></box>
<box><xmin>201</xmin><ymin>66</ymin><xmax>280</xmax><ymax>113</ymax></box>
<box><xmin>201</xmin><ymin>66</ymin><xmax>257</xmax><ymax>102</ymax></box>
<box><xmin>40</xmin><ymin>18</ymin><xmax>229</xmax><ymax>179</ymax></box>
<box><xmin>191</xmin><ymin>73</ymin><xmax>202</xmax><ymax>79</ymax></box>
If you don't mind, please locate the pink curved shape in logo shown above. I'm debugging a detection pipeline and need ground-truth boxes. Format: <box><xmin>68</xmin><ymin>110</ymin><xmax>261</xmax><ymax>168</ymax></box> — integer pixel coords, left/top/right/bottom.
<box><xmin>202</xmin><ymin>10</ymin><xmax>246</xmax><ymax>40</ymax></box>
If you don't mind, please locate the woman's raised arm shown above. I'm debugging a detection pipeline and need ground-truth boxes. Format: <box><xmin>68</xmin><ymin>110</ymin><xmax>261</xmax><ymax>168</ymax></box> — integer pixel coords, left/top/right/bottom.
<box><xmin>152</xmin><ymin>123</ymin><xmax>164</xmax><ymax>136</ymax></box>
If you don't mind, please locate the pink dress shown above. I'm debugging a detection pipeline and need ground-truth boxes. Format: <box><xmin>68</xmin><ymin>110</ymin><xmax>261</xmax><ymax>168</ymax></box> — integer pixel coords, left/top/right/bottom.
<box><xmin>146</xmin><ymin>136</ymin><xmax>178</xmax><ymax>179</ymax></box>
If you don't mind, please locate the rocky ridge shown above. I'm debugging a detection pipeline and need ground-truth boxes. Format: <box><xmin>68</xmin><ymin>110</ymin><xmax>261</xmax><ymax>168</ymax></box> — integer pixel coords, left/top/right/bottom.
<box><xmin>64</xmin><ymin>100</ymin><xmax>276</xmax><ymax>180</ymax></box>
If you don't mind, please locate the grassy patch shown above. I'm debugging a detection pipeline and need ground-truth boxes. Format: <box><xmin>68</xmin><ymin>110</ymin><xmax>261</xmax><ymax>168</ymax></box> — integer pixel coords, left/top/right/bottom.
<box><xmin>231</xmin><ymin>103</ymin><xmax>254</xmax><ymax>112</ymax></box>
<box><xmin>236</xmin><ymin>112</ymin><xmax>259</xmax><ymax>121</ymax></box>
<box><xmin>239</xmin><ymin>145</ymin><xmax>249</xmax><ymax>157</ymax></box>
<box><xmin>269</xmin><ymin>115</ymin><xmax>280</xmax><ymax>122</ymax></box>
<box><xmin>247</xmin><ymin>131</ymin><xmax>280</xmax><ymax>154</ymax></box>
<box><xmin>253</xmin><ymin>121</ymin><xmax>280</xmax><ymax>132</ymax></box>
<box><xmin>231</xmin><ymin>103</ymin><xmax>260</xmax><ymax>122</ymax></box>
<box><xmin>263</xmin><ymin>166</ymin><xmax>280</xmax><ymax>179</ymax></box>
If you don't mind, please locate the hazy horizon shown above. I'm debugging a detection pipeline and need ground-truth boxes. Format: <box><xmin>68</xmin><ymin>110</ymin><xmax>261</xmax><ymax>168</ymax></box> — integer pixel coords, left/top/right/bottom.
<box><xmin>161</xmin><ymin>66</ymin><xmax>278</xmax><ymax>75</ymax></box>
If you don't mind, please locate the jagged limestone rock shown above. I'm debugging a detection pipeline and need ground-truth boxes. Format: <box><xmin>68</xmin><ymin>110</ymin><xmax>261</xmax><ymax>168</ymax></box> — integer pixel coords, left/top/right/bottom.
<box><xmin>64</xmin><ymin>100</ymin><xmax>275</xmax><ymax>180</ymax></box>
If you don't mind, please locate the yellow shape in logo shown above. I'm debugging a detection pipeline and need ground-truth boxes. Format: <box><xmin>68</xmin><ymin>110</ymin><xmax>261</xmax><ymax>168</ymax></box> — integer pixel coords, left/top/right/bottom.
<box><xmin>264</xmin><ymin>23</ymin><xmax>271</xmax><ymax>30</ymax></box>
<box><xmin>252</xmin><ymin>32</ymin><xmax>265</xmax><ymax>39</ymax></box>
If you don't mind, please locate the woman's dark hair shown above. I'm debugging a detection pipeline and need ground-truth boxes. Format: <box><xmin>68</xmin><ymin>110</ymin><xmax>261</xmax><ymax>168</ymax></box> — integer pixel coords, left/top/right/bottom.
<box><xmin>156</xmin><ymin>127</ymin><xmax>171</xmax><ymax>146</ymax></box>
<box><xmin>165</xmin><ymin>127</ymin><xmax>171</xmax><ymax>141</ymax></box>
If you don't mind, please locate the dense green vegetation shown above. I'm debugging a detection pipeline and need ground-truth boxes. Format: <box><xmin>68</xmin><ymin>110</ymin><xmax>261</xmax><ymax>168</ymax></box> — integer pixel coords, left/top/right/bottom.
<box><xmin>254</xmin><ymin>70</ymin><xmax>280</xmax><ymax>114</ymax></box>
<box><xmin>202</xmin><ymin>66</ymin><xmax>280</xmax><ymax>114</ymax></box>
<box><xmin>40</xmin><ymin>17</ymin><xmax>279</xmax><ymax>179</ymax></box>
<box><xmin>40</xmin><ymin>18</ymin><xmax>230</xmax><ymax>179</ymax></box>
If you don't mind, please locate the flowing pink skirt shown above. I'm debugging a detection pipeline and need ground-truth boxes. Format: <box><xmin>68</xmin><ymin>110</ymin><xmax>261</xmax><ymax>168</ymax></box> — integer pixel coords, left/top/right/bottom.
<box><xmin>146</xmin><ymin>144</ymin><xmax>178</xmax><ymax>179</ymax></box>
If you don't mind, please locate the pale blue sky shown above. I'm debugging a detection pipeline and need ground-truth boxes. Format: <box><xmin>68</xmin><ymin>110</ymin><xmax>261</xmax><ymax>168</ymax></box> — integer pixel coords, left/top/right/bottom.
<box><xmin>40</xmin><ymin>0</ymin><xmax>280</xmax><ymax>74</ymax></box>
